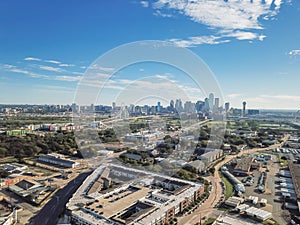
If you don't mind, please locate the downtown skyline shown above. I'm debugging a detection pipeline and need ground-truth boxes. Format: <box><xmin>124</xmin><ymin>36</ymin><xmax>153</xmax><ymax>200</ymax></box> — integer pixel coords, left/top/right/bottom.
<box><xmin>0</xmin><ymin>0</ymin><xmax>300</xmax><ymax>109</ymax></box>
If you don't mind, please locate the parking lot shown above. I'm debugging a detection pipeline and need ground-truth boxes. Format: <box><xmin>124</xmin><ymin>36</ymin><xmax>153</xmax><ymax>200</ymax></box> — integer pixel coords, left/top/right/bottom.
<box><xmin>227</xmin><ymin>152</ymin><xmax>294</xmax><ymax>225</ymax></box>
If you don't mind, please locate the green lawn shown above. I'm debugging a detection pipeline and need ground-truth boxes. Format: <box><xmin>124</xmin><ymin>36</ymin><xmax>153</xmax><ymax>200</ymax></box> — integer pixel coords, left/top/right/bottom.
<box><xmin>203</xmin><ymin>218</ymin><xmax>216</xmax><ymax>225</ymax></box>
<box><xmin>221</xmin><ymin>174</ymin><xmax>234</xmax><ymax>200</ymax></box>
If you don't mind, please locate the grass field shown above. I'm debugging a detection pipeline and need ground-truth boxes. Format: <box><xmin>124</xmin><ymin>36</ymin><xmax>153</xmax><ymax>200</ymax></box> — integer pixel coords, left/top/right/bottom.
<box><xmin>221</xmin><ymin>174</ymin><xmax>234</xmax><ymax>200</ymax></box>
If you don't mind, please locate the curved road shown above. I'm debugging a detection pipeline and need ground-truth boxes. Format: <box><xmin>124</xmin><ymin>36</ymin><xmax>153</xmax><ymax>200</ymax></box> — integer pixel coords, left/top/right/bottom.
<box><xmin>179</xmin><ymin>134</ymin><xmax>290</xmax><ymax>225</ymax></box>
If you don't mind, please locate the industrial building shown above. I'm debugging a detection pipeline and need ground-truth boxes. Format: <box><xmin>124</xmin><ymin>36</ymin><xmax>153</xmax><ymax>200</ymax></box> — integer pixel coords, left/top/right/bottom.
<box><xmin>186</xmin><ymin>160</ymin><xmax>206</xmax><ymax>173</ymax></box>
<box><xmin>225</xmin><ymin>196</ymin><xmax>244</xmax><ymax>207</ymax></box>
<box><xmin>198</xmin><ymin>149</ymin><xmax>223</xmax><ymax>165</ymax></box>
<box><xmin>67</xmin><ymin>164</ymin><xmax>204</xmax><ymax>225</ymax></box>
<box><xmin>288</xmin><ymin>161</ymin><xmax>300</xmax><ymax>213</ymax></box>
<box><xmin>213</xmin><ymin>214</ymin><xmax>257</xmax><ymax>225</ymax></box>
<box><xmin>244</xmin><ymin>207</ymin><xmax>272</xmax><ymax>221</ymax></box>
<box><xmin>233</xmin><ymin>157</ymin><xmax>254</xmax><ymax>176</ymax></box>
<box><xmin>38</xmin><ymin>154</ymin><xmax>79</xmax><ymax>168</ymax></box>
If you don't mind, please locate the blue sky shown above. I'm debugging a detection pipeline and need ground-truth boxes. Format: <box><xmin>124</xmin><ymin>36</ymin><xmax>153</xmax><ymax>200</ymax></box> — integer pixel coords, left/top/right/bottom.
<box><xmin>0</xmin><ymin>0</ymin><xmax>299</xmax><ymax>109</ymax></box>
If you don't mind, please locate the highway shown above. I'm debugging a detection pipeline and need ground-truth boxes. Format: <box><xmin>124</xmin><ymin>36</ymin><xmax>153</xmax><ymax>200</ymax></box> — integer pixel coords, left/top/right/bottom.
<box><xmin>28</xmin><ymin>171</ymin><xmax>91</xmax><ymax>225</ymax></box>
<box><xmin>178</xmin><ymin>134</ymin><xmax>290</xmax><ymax>225</ymax></box>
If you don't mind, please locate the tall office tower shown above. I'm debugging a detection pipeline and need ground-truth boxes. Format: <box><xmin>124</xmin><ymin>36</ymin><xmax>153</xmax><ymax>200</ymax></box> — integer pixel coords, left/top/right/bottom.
<box><xmin>90</xmin><ymin>104</ymin><xmax>95</xmax><ymax>112</ymax></box>
<box><xmin>157</xmin><ymin>102</ymin><xmax>161</xmax><ymax>112</ymax></box>
<box><xmin>71</xmin><ymin>103</ymin><xmax>77</xmax><ymax>113</ymax></box>
<box><xmin>214</xmin><ymin>98</ymin><xmax>220</xmax><ymax>108</ymax></box>
<box><xmin>129</xmin><ymin>104</ymin><xmax>135</xmax><ymax>114</ymax></box>
<box><xmin>204</xmin><ymin>98</ymin><xmax>210</xmax><ymax>111</ymax></box>
<box><xmin>242</xmin><ymin>101</ymin><xmax>247</xmax><ymax>117</ymax></box>
<box><xmin>225</xmin><ymin>102</ymin><xmax>230</xmax><ymax>112</ymax></box>
<box><xmin>184</xmin><ymin>101</ymin><xmax>195</xmax><ymax>113</ymax></box>
<box><xmin>208</xmin><ymin>93</ymin><xmax>214</xmax><ymax>110</ymax></box>
<box><xmin>112</xmin><ymin>102</ymin><xmax>116</xmax><ymax>110</ymax></box>
<box><xmin>195</xmin><ymin>100</ymin><xmax>204</xmax><ymax>112</ymax></box>
<box><xmin>170</xmin><ymin>100</ymin><xmax>174</xmax><ymax>109</ymax></box>
<box><xmin>175</xmin><ymin>99</ymin><xmax>183</xmax><ymax>112</ymax></box>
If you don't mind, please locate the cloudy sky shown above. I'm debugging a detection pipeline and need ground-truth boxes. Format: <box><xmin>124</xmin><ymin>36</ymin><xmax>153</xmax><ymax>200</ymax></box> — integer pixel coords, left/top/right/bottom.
<box><xmin>0</xmin><ymin>0</ymin><xmax>299</xmax><ymax>109</ymax></box>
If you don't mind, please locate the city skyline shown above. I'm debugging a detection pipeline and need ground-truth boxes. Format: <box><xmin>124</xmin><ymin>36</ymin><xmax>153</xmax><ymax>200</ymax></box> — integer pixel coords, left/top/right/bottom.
<box><xmin>0</xmin><ymin>1</ymin><xmax>299</xmax><ymax>109</ymax></box>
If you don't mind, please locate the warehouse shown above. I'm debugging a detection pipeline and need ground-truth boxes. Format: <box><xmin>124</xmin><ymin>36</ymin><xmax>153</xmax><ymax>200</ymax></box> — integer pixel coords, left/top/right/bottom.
<box><xmin>245</xmin><ymin>207</ymin><xmax>272</xmax><ymax>221</ymax></box>
<box><xmin>225</xmin><ymin>196</ymin><xmax>244</xmax><ymax>207</ymax></box>
<box><xmin>233</xmin><ymin>157</ymin><xmax>254</xmax><ymax>176</ymax></box>
<box><xmin>38</xmin><ymin>154</ymin><xmax>79</xmax><ymax>168</ymax></box>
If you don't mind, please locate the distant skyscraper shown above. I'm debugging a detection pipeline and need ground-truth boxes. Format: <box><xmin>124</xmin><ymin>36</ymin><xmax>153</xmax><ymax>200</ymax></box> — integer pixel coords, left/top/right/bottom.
<box><xmin>214</xmin><ymin>98</ymin><xmax>220</xmax><ymax>108</ymax></box>
<box><xmin>184</xmin><ymin>101</ymin><xmax>195</xmax><ymax>113</ymax></box>
<box><xmin>90</xmin><ymin>104</ymin><xmax>94</xmax><ymax>112</ymax></box>
<box><xmin>112</xmin><ymin>102</ymin><xmax>116</xmax><ymax>110</ymax></box>
<box><xmin>204</xmin><ymin>98</ymin><xmax>210</xmax><ymax>111</ymax></box>
<box><xmin>195</xmin><ymin>100</ymin><xmax>204</xmax><ymax>112</ymax></box>
<box><xmin>208</xmin><ymin>93</ymin><xmax>214</xmax><ymax>110</ymax></box>
<box><xmin>170</xmin><ymin>100</ymin><xmax>174</xmax><ymax>109</ymax></box>
<box><xmin>242</xmin><ymin>101</ymin><xmax>247</xmax><ymax>117</ymax></box>
<box><xmin>225</xmin><ymin>102</ymin><xmax>230</xmax><ymax>112</ymax></box>
<box><xmin>71</xmin><ymin>103</ymin><xmax>77</xmax><ymax>113</ymax></box>
<box><xmin>157</xmin><ymin>102</ymin><xmax>161</xmax><ymax>112</ymax></box>
<box><xmin>175</xmin><ymin>99</ymin><xmax>183</xmax><ymax>112</ymax></box>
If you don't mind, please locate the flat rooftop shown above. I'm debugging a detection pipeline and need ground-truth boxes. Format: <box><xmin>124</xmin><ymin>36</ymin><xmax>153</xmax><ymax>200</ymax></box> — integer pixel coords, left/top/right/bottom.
<box><xmin>234</xmin><ymin>157</ymin><xmax>254</xmax><ymax>172</ymax></box>
<box><xmin>288</xmin><ymin>161</ymin><xmax>300</xmax><ymax>200</ymax></box>
<box><xmin>86</xmin><ymin>186</ymin><xmax>150</xmax><ymax>218</ymax></box>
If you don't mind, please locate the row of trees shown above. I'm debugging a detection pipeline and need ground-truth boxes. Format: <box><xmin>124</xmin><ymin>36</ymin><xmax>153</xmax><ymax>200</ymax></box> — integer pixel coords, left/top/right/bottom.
<box><xmin>0</xmin><ymin>131</ymin><xmax>78</xmax><ymax>159</ymax></box>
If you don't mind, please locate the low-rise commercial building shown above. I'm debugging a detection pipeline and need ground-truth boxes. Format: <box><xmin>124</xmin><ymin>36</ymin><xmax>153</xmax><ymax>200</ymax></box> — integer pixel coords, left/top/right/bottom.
<box><xmin>38</xmin><ymin>154</ymin><xmax>79</xmax><ymax>168</ymax></box>
<box><xmin>244</xmin><ymin>207</ymin><xmax>272</xmax><ymax>221</ymax></box>
<box><xmin>198</xmin><ymin>149</ymin><xmax>223</xmax><ymax>165</ymax></box>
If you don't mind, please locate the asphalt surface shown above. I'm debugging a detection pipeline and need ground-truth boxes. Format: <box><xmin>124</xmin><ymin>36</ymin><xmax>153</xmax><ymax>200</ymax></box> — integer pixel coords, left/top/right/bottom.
<box><xmin>179</xmin><ymin>134</ymin><xmax>290</xmax><ymax>225</ymax></box>
<box><xmin>28</xmin><ymin>171</ymin><xmax>91</xmax><ymax>225</ymax></box>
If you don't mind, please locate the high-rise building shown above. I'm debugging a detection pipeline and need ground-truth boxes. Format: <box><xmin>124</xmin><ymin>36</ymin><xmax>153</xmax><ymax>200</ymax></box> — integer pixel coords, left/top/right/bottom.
<box><xmin>208</xmin><ymin>93</ymin><xmax>214</xmax><ymax>110</ymax></box>
<box><xmin>175</xmin><ymin>99</ymin><xmax>183</xmax><ymax>112</ymax></box>
<box><xmin>225</xmin><ymin>102</ymin><xmax>230</xmax><ymax>112</ymax></box>
<box><xmin>157</xmin><ymin>102</ymin><xmax>161</xmax><ymax>112</ymax></box>
<box><xmin>71</xmin><ymin>103</ymin><xmax>77</xmax><ymax>113</ymax></box>
<box><xmin>112</xmin><ymin>102</ymin><xmax>116</xmax><ymax>110</ymax></box>
<box><xmin>195</xmin><ymin>101</ymin><xmax>204</xmax><ymax>112</ymax></box>
<box><xmin>204</xmin><ymin>98</ymin><xmax>210</xmax><ymax>111</ymax></box>
<box><xmin>170</xmin><ymin>100</ymin><xmax>174</xmax><ymax>109</ymax></box>
<box><xmin>184</xmin><ymin>101</ymin><xmax>195</xmax><ymax>113</ymax></box>
<box><xmin>214</xmin><ymin>98</ymin><xmax>220</xmax><ymax>108</ymax></box>
<box><xmin>242</xmin><ymin>101</ymin><xmax>247</xmax><ymax>117</ymax></box>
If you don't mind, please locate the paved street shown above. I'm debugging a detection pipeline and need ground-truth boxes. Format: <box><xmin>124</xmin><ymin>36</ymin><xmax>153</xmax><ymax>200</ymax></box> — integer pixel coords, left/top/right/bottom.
<box><xmin>28</xmin><ymin>171</ymin><xmax>91</xmax><ymax>225</ymax></box>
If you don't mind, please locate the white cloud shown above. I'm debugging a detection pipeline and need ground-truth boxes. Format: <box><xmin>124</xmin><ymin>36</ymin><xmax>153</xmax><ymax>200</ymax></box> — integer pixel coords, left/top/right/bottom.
<box><xmin>89</xmin><ymin>64</ymin><xmax>116</xmax><ymax>73</ymax></box>
<box><xmin>24</xmin><ymin>57</ymin><xmax>42</xmax><ymax>61</ymax></box>
<box><xmin>39</xmin><ymin>65</ymin><xmax>64</xmax><ymax>72</ymax></box>
<box><xmin>168</xmin><ymin>35</ymin><xmax>230</xmax><ymax>47</ymax></box>
<box><xmin>24</xmin><ymin>56</ymin><xmax>77</xmax><ymax>67</ymax></box>
<box><xmin>140</xmin><ymin>0</ymin><xmax>149</xmax><ymax>8</ymax></box>
<box><xmin>153</xmin><ymin>10</ymin><xmax>173</xmax><ymax>18</ymax></box>
<box><xmin>289</xmin><ymin>50</ymin><xmax>300</xmax><ymax>56</ymax></box>
<box><xmin>260</xmin><ymin>94</ymin><xmax>300</xmax><ymax>102</ymax></box>
<box><xmin>55</xmin><ymin>75</ymin><xmax>82</xmax><ymax>82</ymax></box>
<box><xmin>7</xmin><ymin>68</ymin><xmax>48</xmax><ymax>79</ymax></box>
<box><xmin>153</xmin><ymin>0</ymin><xmax>282</xmax><ymax>30</ymax></box>
<box><xmin>1</xmin><ymin>63</ymin><xmax>83</xmax><ymax>82</ymax></box>
<box><xmin>152</xmin><ymin>0</ymin><xmax>283</xmax><ymax>45</ymax></box>
<box><xmin>45</xmin><ymin>59</ymin><xmax>61</xmax><ymax>64</ymax></box>
<box><xmin>226</xmin><ymin>93</ymin><xmax>243</xmax><ymax>99</ymax></box>
<box><xmin>59</xmin><ymin>63</ymin><xmax>75</xmax><ymax>67</ymax></box>
<box><xmin>224</xmin><ymin>30</ymin><xmax>266</xmax><ymax>41</ymax></box>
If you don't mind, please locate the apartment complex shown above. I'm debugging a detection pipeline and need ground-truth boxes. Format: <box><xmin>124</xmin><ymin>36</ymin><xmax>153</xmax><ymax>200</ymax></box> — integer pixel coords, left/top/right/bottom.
<box><xmin>67</xmin><ymin>164</ymin><xmax>204</xmax><ymax>225</ymax></box>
